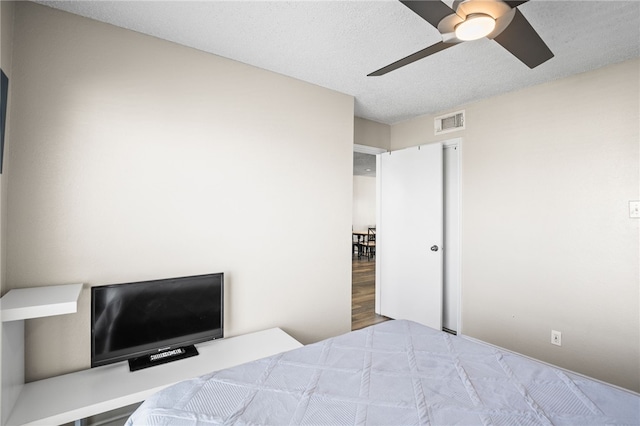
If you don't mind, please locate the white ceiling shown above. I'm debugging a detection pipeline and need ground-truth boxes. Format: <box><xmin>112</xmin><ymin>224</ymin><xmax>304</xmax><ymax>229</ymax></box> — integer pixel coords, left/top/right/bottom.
<box><xmin>354</xmin><ymin>152</ymin><xmax>377</xmax><ymax>176</ymax></box>
<box><xmin>35</xmin><ymin>1</ymin><xmax>640</xmax><ymax>125</ymax></box>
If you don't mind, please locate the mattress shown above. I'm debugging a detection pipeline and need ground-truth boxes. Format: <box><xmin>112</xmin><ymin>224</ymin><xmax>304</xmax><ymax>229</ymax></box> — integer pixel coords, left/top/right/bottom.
<box><xmin>126</xmin><ymin>320</ymin><xmax>639</xmax><ymax>425</ymax></box>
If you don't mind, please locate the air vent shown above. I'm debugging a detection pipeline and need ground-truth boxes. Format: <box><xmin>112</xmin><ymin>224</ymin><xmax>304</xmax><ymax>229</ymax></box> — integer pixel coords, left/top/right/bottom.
<box><xmin>435</xmin><ymin>110</ymin><xmax>465</xmax><ymax>135</ymax></box>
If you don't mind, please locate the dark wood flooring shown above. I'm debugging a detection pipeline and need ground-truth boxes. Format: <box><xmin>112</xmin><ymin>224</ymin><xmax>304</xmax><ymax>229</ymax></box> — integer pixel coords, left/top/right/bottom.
<box><xmin>352</xmin><ymin>257</ymin><xmax>390</xmax><ymax>331</ymax></box>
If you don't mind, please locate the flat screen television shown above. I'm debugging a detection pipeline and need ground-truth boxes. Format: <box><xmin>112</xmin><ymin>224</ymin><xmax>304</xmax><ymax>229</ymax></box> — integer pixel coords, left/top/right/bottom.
<box><xmin>91</xmin><ymin>273</ymin><xmax>223</xmax><ymax>371</ymax></box>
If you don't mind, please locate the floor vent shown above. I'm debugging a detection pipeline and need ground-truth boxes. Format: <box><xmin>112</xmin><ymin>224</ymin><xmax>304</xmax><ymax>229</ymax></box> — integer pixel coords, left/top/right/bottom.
<box><xmin>435</xmin><ymin>110</ymin><xmax>465</xmax><ymax>135</ymax></box>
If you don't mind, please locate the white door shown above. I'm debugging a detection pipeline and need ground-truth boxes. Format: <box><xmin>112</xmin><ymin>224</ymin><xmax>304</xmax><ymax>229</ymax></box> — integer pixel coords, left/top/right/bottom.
<box><xmin>376</xmin><ymin>143</ymin><xmax>443</xmax><ymax>329</ymax></box>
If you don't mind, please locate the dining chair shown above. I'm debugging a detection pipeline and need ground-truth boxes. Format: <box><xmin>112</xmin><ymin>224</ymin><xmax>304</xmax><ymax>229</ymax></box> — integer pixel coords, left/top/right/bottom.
<box><xmin>362</xmin><ymin>227</ymin><xmax>376</xmax><ymax>260</ymax></box>
<box><xmin>352</xmin><ymin>233</ymin><xmax>361</xmax><ymax>258</ymax></box>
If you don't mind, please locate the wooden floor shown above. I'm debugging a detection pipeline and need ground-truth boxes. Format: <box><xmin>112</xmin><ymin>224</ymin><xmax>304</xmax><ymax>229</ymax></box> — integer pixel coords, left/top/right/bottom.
<box><xmin>352</xmin><ymin>256</ymin><xmax>390</xmax><ymax>331</ymax></box>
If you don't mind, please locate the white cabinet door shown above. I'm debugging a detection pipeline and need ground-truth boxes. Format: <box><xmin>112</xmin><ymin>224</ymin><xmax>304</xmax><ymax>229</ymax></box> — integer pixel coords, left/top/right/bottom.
<box><xmin>377</xmin><ymin>143</ymin><xmax>443</xmax><ymax>329</ymax></box>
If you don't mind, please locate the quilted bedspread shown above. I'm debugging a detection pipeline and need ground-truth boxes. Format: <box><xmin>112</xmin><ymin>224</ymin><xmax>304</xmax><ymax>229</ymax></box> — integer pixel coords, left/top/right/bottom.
<box><xmin>126</xmin><ymin>320</ymin><xmax>639</xmax><ymax>425</ymax></box>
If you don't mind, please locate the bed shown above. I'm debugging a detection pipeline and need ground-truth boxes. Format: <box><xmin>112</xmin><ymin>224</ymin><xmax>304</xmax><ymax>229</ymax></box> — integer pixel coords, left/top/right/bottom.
<box><xmin>126</xmin><ymin>320</ymin><xmax>639</xmax><ymax>425</ymax></box>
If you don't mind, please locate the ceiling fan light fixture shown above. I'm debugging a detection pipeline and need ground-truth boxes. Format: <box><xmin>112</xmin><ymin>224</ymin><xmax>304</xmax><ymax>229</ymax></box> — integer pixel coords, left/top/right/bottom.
<box><xmin>455</xmin><ymin>14</ymin><xmax>496</xmax><ymax>41</ymax></box>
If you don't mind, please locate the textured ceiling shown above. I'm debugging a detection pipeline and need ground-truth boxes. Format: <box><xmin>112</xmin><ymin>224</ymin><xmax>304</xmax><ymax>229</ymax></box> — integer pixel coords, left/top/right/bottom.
<box><xmin>35</xmin><ymin>1</ymin><xmax>640</xmax><ymax>125</ymax></box>
<box><xmin>354</xmin><ymin>152</ymin><xmax>377</xmax><ymax>177</ymax></box>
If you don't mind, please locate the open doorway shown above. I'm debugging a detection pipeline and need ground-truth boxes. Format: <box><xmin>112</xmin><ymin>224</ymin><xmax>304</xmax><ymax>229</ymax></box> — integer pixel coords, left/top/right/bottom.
<box><xmin>352</xmin><ymin>145</ymin><xmax>388</xmax><ymax>330</ymax></box>
<box><xmin>355</xmin><ymin>140</ymin><xmax>461</xmax><ymax>334</ymax></box>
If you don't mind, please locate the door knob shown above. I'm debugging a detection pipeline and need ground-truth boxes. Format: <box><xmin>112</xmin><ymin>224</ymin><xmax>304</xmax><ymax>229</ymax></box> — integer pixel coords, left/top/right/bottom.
<box><xmin>430</xmin><ymin>245</ymin><xmax>439</xmax><ymax>252</ymax></box>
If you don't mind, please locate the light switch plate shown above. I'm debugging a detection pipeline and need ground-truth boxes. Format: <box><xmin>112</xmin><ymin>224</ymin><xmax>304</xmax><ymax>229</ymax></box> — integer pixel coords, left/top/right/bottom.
<box><xmin>630</xmin><ymin>201</ymin><xmax>640</xmax><ymax>218</ymax></box>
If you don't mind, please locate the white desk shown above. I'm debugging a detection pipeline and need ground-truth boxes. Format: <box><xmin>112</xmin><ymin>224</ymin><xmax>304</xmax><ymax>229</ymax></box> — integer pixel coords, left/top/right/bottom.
<box><xmin>5</xmin><ymin>328</ymin><xmax>302</xmax><ymax>426</ymax></box>
<box><xmin>1</xmin><ymin>284</ymin><xmax>303</xmax><ymax>426</ymax></box>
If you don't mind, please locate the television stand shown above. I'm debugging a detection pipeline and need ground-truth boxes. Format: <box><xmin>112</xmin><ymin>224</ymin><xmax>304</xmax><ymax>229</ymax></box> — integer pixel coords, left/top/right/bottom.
<box><xmin>6</xmin><ymin>328</ymin><xmax>302</xmax><ymax>425</ymax></box>
<box><xmin>0</xmin><ymin>282</ymin><xmax>302</xmax><ymax>426</ymax></box>
<box><xmin>128</xmin><ymin>344</ymin><xmax>199</xmax><ymax>371</ymax></box>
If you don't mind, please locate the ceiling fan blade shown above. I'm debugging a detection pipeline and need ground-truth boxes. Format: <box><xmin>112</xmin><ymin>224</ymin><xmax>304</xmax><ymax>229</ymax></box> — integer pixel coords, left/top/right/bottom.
<box><xmin>400</xmin><ymin>0</ymin><xmax>456</xmax><ymax>29</ymax></box>
<box><xmin>493</xmin><ymin>8</ymin><xmax>553</xmax><ymax>68</ymax></box>
<box><xmin>368</xmin><ymin>41</ymin><xmax>455</xmax><ymax>76</ymax></box>
<box><xmin>502</xmin><ymin>1</ymin><xmax>529</xmax><ymax>8</ymax></box>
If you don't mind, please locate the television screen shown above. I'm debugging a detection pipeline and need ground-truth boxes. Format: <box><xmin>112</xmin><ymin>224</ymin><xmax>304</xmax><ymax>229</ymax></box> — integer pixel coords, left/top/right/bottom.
<box><xmin>1</xmin><ymin>69</ymin><xmax>8</xmax><ymax>174</ymax></box>
<box><xmin>91</xmin><ymin>273</ymin><xmax>223</xmax><ymax>370</ymax></box>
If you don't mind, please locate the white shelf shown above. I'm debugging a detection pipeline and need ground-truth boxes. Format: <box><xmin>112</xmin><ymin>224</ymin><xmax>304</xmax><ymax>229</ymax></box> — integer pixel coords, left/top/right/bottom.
<box><xmin>5</xmin><ymin>327</ymin><xmax>302</xmax><ymax>426</ymax></box>
<box><xmin>1</xmin><ymin>283</ymin><xmax>83</xmax><ymax>322</ymax></box>
<box><xmin>1</xmin><ymin>283</ymin><xmax>85</xmax><ymax>426</ymax></box>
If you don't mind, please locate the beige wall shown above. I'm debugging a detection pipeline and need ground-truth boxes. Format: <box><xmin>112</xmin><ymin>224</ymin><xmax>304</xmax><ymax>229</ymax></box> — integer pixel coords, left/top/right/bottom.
<box><xmin>391</xmin><ymin>59</ymin><xmax>640</xmax><ymax>392</ymax></box>
<box><xmin>352</xmin><ymin>175</ymin><xmax>376</xmax><ymax>232</ymax></box>
<box><xmin>354</xmin><ymin>116</ymin><xmax>390</xmax><ymax>150</ymax></box>
<box><xmin>7</xmin><ymin>2</ymin><xmax>354</xmax><ymax>382</ymax></box>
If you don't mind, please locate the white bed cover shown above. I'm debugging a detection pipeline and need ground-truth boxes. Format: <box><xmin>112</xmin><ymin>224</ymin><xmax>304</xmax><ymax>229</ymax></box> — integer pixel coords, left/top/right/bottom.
<box><xmin>127</xmin><ymin>320</ymin><xmax>639</xmax><ymax>425</ymax></box>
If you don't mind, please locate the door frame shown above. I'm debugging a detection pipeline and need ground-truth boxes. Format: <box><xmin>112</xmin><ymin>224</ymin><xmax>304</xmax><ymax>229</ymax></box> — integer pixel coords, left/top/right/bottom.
<box><xmin>373</xmin><ymin>138</ymin><xmax>463</xmax><ymax>334</ymax></box>
<box><xmin>354</xmin><ymin>144</ymin><xmax>387</xmax><ymax>156</ymax></box>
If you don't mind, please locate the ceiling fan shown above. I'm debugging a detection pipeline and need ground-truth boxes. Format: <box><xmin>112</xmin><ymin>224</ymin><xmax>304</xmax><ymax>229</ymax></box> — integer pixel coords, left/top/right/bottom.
<box><xmin>369</xmin><ymin>0</ymin><xmax>553</xmax><ymax>76</ymax></box>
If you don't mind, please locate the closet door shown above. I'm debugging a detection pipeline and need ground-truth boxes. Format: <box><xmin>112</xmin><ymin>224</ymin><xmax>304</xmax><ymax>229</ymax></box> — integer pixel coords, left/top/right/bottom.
<box><xmin>377</xmin><ymin>143</ymin><xmax>443</xmax><ymax>329</ymax></box>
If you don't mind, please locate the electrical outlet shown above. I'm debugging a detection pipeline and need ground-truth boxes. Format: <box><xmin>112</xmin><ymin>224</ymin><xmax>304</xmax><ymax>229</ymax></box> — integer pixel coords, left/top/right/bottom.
<box><xmin>551</xmin><ymin>330</ymin><xmax>562</xmax><ymax>346</ymax></box>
